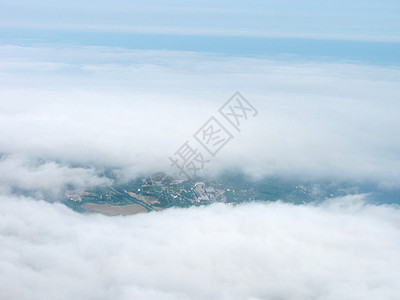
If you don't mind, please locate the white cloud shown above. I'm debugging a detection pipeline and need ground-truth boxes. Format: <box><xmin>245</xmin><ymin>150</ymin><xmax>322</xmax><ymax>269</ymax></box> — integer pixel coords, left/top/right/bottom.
<box><xmin>0</xmin><ymin>155</ymin><xmax>111</xmax><ymax>200</ymax></box>
<box><xmin>0</xmin><ymin>45</ymin><xmax>399</xmax><ymax>190</ymax></box>
<box><xmin>0</xmin><ymin>195</ymin><xmax>399</xmax><ymax>300</ymax></box>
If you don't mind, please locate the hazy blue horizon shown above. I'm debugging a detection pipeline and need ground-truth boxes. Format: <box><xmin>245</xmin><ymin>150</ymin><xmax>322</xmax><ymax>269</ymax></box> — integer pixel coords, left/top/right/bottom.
<box><xmin>1</xmin><ymin>28</ymin><xmax>400</xmax><ymax>65</ymax></box>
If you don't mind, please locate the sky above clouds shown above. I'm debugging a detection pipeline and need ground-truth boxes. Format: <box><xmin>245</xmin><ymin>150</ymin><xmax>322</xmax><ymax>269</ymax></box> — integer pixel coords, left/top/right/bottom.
<box><xmin>1</xmin><ymin>0</ymin><xmax>400</xmax><ymax>41</ymax></box>
<box><xmin>1</xmin><ymin>0</ymin><xmax>400</xmax><ymax>64</ymax></box>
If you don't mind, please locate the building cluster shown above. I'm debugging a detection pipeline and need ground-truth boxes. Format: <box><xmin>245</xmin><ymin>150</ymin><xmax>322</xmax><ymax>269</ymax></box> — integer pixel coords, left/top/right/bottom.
<box><xmin>193</xmin><ymin>182</ymin><xmax>226</xmax><ymax>204</ymax></box>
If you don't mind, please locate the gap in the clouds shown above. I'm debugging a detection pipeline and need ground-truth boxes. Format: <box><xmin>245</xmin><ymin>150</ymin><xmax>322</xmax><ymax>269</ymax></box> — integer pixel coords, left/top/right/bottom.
<box><xmin>1</xmin><ymin>28</ymin><xmax>400</xmax><ymax>66</ymax></box>
<box><xmin>1</xmin><ymin>153</ymin><xmax>399</xmax><ymax>216</ymax></box>
<box><xmin>61</xmin><ymin>168</ymin><xmax>400</xmax><ymax>216</ymax></box>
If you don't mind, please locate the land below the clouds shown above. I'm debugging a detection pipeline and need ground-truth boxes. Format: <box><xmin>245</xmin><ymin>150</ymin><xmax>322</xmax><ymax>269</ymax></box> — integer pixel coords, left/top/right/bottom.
<box><xmin>64</xmin><ymin>172</ymin><xmax>397</xmax><ymax>216</ymax></box>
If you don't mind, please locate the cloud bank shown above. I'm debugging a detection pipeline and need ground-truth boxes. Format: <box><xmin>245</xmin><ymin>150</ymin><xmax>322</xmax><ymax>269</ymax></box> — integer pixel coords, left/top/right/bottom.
<box><xmin>0</xmin><ymin>45</ymin><xmax>400</xmax><ymax>197</ymax></box>
<box><xmin>0</xmin><ymin>195</ymin><xmax>399</xmax><ymax>300</ymax></box>
<box><xmin>0</xmin><ymin>155</ymin><xmax>111</xmax><ymax>200</ymax></box>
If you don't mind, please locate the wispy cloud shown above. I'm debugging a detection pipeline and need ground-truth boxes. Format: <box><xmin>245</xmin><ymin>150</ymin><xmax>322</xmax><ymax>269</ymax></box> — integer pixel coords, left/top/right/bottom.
<box><xmin>1</xmin><ymin>0</ymin><xmax>399</xmax><ymax>42</ymax></box>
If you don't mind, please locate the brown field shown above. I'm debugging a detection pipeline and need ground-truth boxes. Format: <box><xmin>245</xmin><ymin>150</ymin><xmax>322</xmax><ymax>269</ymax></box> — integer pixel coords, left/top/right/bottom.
<box><xmin>81</xmin><ymin>203</ymin><xmax>148</xmax><ymax>216</ymax></box>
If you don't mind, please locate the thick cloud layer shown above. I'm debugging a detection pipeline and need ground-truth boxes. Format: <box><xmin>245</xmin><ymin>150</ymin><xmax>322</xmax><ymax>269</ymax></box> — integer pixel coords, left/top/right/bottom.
<box><xmin>1</xmin><ymin>45</ymin><xmax>400</xmax><ymax>194</ymax></box>
<box><xmin>0</xmin><ymin>195</ymin><xmax>399</xmax><ymax>300</ymax></box>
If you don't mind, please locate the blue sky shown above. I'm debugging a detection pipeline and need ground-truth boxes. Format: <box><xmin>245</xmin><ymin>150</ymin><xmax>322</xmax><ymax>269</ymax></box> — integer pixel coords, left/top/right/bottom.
<box><xmin>1</xmin><ymin>0</ymin><xmax>399</xmax><ymax>64</ymax></box>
